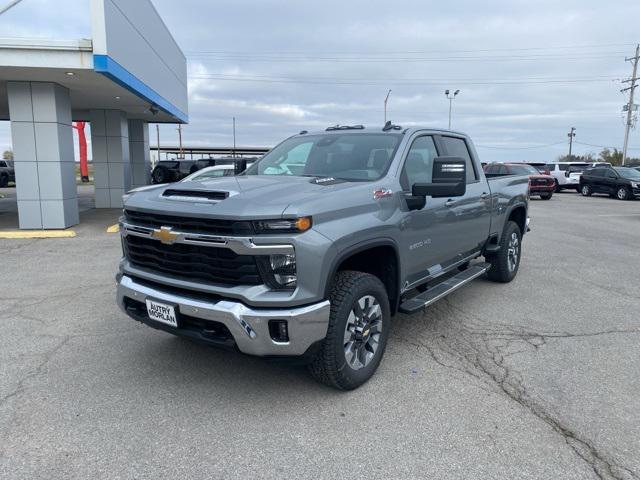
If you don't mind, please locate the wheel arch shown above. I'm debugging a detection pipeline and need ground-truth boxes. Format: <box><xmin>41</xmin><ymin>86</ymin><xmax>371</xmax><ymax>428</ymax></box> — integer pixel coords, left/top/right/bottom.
<box><xmin>325</xmin><ymin>238</ymin><xmax>401</xmax><ymax>315</ymax></box>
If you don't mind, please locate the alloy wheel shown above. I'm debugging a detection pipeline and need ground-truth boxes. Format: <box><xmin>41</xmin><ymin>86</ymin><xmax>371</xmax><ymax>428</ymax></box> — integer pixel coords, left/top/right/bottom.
<box><xmin>343</xmin><ymin>295</ymin><xmax>383</xmax><ymax>370</ymax></box>
<box><xmin>507</xmin><ymin>232</ymin><xmax>520</xmax><ymax>272</ymax></box>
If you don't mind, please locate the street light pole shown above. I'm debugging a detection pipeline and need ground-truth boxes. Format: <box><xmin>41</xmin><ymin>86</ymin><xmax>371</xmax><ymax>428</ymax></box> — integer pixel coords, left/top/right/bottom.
<box><xmin>445</xmin><ymin>89</ymin><xmax>460</xmax><ymax>129</ymax></box>
<box><xmin>568</xmin><ymin>127</ymin><xmax>576</xmax><ymax>158</ymax></box>
<box><xmin>384</xmin><ymin>90</ymin><xmax>392</xmax><ymax>124</ymax></box>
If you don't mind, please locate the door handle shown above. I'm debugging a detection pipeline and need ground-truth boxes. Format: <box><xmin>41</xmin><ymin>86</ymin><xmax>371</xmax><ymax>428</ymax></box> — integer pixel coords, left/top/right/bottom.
<box><xmin>445</xmin><ymin>199</ymin><xmax>456</xmax><ymax>207</ymax></box>
<box><xmin>480</xmin><ymin>192</ymin><xmax>491</xmax><ymax>200</ymax></box>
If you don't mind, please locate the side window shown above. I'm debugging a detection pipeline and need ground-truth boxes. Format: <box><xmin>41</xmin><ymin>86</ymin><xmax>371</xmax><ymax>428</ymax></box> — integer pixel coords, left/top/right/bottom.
<box><xmin>546</xmin><ymin>164</ymin><xmax>556</xmax><ymax>172</ymax></box>
<box><xmin>0</xmin><ymin>161</ymin><xmax>6</xmax><ymax>168</ymax></box>
<box><xmin>605</xmin><ymin>169</ymin><xmax>617</xmax><ymax>179</ymax></box>
<box><xmin>485</xmin><ymin>164</ymin><xmax>496</xmax><ymax>174</ymax></box>
<box><xmin>497</xmin><ymin>164</ymin><xmax>508</xmax><ymax>175</ymax></box>
<box><xmin>559</xmin><ymin>164</ymin><xmax>569</xmax><ymax>171</ymax></box>
<box><xmin>400</xmin><ymin>136</ymin><xmax>438</xmax><ymax>190</ymax></box>
<box><xmin>441</xmin><ymin>136</ymin><xmax>478</xmax><ymax>183</ymax></box>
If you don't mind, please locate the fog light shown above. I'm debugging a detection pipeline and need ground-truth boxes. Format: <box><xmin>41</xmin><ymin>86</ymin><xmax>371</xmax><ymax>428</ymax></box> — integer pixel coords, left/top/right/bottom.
<box><xmin>269</xmin><ymin>320</ymin><xmax>289</xmax><ymax>343</ymax></box>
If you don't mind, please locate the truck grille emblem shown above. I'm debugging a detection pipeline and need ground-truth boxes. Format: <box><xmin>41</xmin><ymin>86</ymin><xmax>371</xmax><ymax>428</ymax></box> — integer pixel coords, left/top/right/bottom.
<box><xmin>151</xmin><ymin>226</ymin><xmax>179</xmax><ymax>244</ymax></box>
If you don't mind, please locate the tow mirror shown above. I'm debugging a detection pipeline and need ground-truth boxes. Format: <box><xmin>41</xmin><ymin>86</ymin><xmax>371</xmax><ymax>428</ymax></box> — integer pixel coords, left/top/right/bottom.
<box><xmin>412</xmin><ymin>156</ymin><xmax>467</xmax><ymax>198</ymax></box>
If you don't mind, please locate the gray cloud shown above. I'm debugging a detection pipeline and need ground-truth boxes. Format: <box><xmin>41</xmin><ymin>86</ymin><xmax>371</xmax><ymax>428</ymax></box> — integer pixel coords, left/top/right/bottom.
<box><xmin>1</xmin><ymin>0</ymin><xmax>639</xmax><ymax>162</ymax></box>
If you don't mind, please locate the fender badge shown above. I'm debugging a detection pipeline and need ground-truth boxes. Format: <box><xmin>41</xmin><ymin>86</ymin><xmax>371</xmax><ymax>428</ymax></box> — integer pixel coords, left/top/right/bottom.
<box><xmin>373</xmin><ymin>188</ymin><xmax>393</xmax><ymax>200</ymax></box>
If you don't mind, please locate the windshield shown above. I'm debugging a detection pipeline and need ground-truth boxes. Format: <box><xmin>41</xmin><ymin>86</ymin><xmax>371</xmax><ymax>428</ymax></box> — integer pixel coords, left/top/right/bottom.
<box><xmin>245</xmin><ymin>133</ymin><xmax>402</xmax><ymax>181</ymax></box>
<box><xmin>509</xmin><ymin>165</ymin><xmax>538</xmax><ymax>175</ymax></box>
<box><xmin>182</xmin><ymin>168</ymin><xmax>233</xmax><ymax>182</ymax></box>
<box><xmin>614</xmin><ymin>167</ymin><xmax>640</xmax><ymax>179</ymax></box>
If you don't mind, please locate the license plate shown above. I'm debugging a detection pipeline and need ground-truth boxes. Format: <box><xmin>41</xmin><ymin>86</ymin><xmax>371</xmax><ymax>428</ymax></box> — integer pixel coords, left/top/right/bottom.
<box><xmin>145</xmin><ymin>299</ymin><xmax>178</xmax><ymax>328</ymax></box>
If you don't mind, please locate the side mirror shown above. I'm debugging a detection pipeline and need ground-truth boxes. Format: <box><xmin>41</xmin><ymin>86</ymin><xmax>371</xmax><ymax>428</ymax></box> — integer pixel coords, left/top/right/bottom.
<box><xmin>412</xmin><ymin>156</ymin><xmax>467</xmax><ymax>198</ymax></box>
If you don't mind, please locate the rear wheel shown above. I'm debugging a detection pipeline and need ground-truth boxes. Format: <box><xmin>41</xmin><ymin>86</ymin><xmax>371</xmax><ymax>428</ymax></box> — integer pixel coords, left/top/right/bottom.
<box><xmin>308</xmin><ymin>271</ymin><xmax>390</xmax><ymax>390</ymax></box>
<box><xmin>581</xmin><ymin>184</ymin><xmax>592</xmax><ymax>196</ymax></box>
<box><xmin>616</xmin><ymin>186</ymin><xmax>630</xmax><ymax>201</ymax></box>
<box><xmin>152</xmin><ymin>166</ymin><xmax>170</xmax><ymax>184</ymax></box>
<box><xmin>485</xmin><ymin>221</ymin><xmax>522</xmax><ymax>283</ymax></box>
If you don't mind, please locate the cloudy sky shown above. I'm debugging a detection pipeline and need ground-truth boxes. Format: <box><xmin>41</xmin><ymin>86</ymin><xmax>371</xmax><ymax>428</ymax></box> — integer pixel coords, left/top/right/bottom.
<box><xmin>1</xmin><ymin>0</ymin><xmax>639</xmax><ymax>162</ymax></box>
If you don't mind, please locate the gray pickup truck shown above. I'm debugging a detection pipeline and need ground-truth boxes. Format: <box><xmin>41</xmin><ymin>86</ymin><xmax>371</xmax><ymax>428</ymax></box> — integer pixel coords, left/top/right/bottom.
<box><xmin>117</xmin><ymin>124</ymin><xmax>529</xmax><ymax>389</ymax></box>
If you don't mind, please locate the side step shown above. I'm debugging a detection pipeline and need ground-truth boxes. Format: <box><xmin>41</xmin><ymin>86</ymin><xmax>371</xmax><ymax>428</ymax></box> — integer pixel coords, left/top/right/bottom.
<box><xmin>399</xmin><ymin>263</ymin><xmax>490</xmax><ymax>314</ymax></box>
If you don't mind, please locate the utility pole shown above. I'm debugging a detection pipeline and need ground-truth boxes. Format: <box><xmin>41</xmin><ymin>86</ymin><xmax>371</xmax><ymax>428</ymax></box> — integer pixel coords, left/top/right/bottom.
<box><xmin>384</xmin><ymin>89</ymin><xmax>392</xmax><ymax>124</ymax></box>
<box><xmin>568</xmin><ymin>127</ymin><xmax>576</xmax><ymax>158</ymax></box>
<box><xmin>621</xmin><ymin>44</ymin><xmax>639</xmax><ymax>166</ymax></box>
<box><xmin>177</xmin><ymin>124</ymin><xmax>184</xmax><ymax>159</ymax></box>
<box><xmin>445</xmin><ymin>89</ymin><xmax>460</xmax><ymax>129</ymax></box>
<box><xmin>232</xmin><ymin>117</ymin><xmax>236</xmax><ymax>157</ymax></box>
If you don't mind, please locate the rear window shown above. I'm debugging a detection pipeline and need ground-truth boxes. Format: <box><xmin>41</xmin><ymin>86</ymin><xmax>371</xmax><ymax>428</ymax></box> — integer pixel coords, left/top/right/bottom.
<box><xmin>508</xmin><ymin>165</ymin><xmax>538</xmax><ymax>175</ymax></box>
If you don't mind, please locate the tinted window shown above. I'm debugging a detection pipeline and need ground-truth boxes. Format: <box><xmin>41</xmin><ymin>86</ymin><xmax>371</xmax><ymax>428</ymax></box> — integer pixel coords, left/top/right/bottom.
<box><xmin>508</xmin><ymin>165</ymin><xmax>538</xmax><ymax>175</ymax></box>
<box><xmin>401</xmin><ymin>136</ymin><xmax>438</xmax><ymax>190</ymax></box>
<box><xmin>558</xmin><ymin>164</ymin><xmax>569</xmax><ymax>171</ymax></box>
<box><xmin>497</xmin><ymin>164</ymin><xmax>508</xmax><ymax>175</ymax></box>
<box><xmin>605</xmin><ymin>169</ymin><xmax>618</xmax><ymax>179</ymax></box>
<box><xmin>547</xmin><ymin>164</ymin><xmax>556</xmax><ymax>172</ymax></box>
<box><xmin>590</xmin><ymin>169</ymin><xmax>605</xmax><ymax>177</ymax></box>
<box><xmin>614</xmin><ymin>167</ymin><xmax>640</xmax><ymax>179</ymax></box>
<box><xmin>246</xmin><ymin>133</ymin><xmax>401</xmax><ymax>181</ymax></box>
<box><xmin>441</xmin><ymin>136</ymin><xmax>478</xmax><ymax>183</ymax></box>
<box><xmin>484</xmin><ymin>164</ymin><xmax>497</xmax><ymax>174</ymax></box>
<box><xmin>0</xmin><ymin>161</ymin><xmax>6</xmax><ymax>168</ymax></box>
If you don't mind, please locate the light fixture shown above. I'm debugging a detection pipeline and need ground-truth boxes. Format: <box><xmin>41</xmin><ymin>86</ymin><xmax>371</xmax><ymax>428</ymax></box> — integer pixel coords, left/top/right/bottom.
<box><xmin>65</xmin><ymin>72</ymin><xmax>75</xmax><ymax>76</ymax></box>
<box><xmin>115</xmin><ymin>96</ymin><xmax>121</xmax><ymax>100</ymax></box>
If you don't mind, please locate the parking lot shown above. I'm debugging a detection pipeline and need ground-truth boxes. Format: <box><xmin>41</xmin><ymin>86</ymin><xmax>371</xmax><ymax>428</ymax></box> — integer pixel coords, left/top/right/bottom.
<box><xmin>1</xmin><ymin>191</ymin><xmax>639</xmax><ymax>480</ymax></box>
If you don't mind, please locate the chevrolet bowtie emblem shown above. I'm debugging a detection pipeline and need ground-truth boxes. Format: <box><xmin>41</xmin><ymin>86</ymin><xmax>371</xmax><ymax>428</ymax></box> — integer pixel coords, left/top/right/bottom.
<box><xmin>151</xmin><ymin>226</ymin><xmax>179</xmax><ymax>244</ymax></box>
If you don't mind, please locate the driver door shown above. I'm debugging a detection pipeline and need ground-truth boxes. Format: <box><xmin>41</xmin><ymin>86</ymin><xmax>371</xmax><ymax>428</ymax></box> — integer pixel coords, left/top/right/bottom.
<box><xmin>399</xmin><ymin>135</ymin><xmax>459</xmax><ymax>286</ymax></box>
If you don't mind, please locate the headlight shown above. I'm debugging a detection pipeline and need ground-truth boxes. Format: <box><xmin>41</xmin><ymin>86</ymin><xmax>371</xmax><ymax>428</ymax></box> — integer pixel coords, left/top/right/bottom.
<box><xmin>632</xmin><ymin>182</ymin><xmax>639</xmax><ymax>189</ymax></box>
<box><xmin>253</xmin><ymin>217</ymin><xmax>312</xmax><ymax>233</ymax></box>
<box><xmin>257</xmin><ymin>252</ymin><xmax>297</xmax><ymax>289</ymax></box>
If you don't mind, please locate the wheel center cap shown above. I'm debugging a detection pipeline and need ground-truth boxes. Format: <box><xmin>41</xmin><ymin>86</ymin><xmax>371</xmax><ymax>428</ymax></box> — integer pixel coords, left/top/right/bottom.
<box><xmin>355</xmin><ymin>324</ymin><xmax>371</xmax><ymax>342</ymax></box>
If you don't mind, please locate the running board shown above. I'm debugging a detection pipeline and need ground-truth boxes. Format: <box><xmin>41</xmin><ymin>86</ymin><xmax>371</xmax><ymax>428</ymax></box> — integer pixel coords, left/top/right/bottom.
<box><xmin>399</xmin><ymin>263</ymin><xmax>490</xmax><ymax>314</ymax></box>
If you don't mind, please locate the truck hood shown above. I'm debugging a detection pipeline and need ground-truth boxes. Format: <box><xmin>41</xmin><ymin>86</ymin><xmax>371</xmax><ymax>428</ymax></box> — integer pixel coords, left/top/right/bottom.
<box><xmin>124</xmin><ymin>175</ymin><xmax>367</xmax><ymax>219</ymax></box>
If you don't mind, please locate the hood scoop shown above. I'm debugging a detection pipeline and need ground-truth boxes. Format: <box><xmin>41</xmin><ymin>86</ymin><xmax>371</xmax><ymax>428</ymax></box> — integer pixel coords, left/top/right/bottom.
<box><xmin>162</xmin><ymin>189</ymin><xmax>229</xmax><ymax>202</ymax></box>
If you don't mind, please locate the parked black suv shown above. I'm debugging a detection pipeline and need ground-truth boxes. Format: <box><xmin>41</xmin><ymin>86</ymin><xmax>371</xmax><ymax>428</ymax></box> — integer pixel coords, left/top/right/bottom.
<box><xmin>0</xmin><ymin>159</ymin><xmax>15</xmax><ymax>187</ymax></box>
<box><xmin>579</xmin><ymin>166</ymin><xmax>640</xmax><ymax>200</ymax></box>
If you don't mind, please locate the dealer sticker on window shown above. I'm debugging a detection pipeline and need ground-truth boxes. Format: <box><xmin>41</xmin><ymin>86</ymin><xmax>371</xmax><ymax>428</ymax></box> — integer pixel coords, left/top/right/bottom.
<box><xmin>145</xmin><ymin>299</ymin><xmax>178</xmax><ymax>328</ymax></box>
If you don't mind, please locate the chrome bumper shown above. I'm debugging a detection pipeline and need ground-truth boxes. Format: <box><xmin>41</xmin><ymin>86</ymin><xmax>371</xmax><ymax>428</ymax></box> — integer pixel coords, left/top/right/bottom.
<box><xmin>117</xmin><ymin>275</ymin><xmax>330</xmax><ymax>356</ymax></box>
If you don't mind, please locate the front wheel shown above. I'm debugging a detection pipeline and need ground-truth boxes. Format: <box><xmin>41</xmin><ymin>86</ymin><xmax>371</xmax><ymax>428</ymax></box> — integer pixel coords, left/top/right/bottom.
<box><xmin>0</xmin><ymin>174</ymin><xmax>7</xmax><ymax>188</ymax></box>
<box><xmin>540</xmin><ymin>192</ymin><xmax>552</xmax><ymax>200</ymax></box>
<box><xmin>616</xmin><ymin>186</ymin><xmax>630</xmax><ymax>201</ymax></box>
<box><xmin>581</xmin><ymin>184</ymin><xmax>592</xmax><ymax>196</ymax></box>
<box><xmin>554</xmin><ymin>180</ymin><xmax>560</xmax><ymax>192</ymax></box>
<box><xmin>485</xmin><ymin>221</ymin><xmax>522</xmax><ymax>283</ymax></box>
<box><xmin>308</xmin><ymin>271</ymin><xmax>390</xmax><ymax>390</ymax></box>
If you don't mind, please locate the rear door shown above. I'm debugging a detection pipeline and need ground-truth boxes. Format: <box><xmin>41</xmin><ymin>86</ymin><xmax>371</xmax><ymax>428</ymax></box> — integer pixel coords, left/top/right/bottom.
<box><xmin>588</xmin><ymin>168</ymin><xmax>605</xmax><ymax>192</ymax></box>
<box><xmin>439</xmin><ymin>135</ymin><xmax>492</xmax><ymax>258</ymax></box>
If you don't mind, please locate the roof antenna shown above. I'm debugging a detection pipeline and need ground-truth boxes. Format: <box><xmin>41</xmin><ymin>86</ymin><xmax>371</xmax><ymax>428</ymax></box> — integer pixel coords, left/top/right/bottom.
<box><xmin>383</xmin><ymin>121</ymin><xmax>401</xmax><ymax>131</ymax></box>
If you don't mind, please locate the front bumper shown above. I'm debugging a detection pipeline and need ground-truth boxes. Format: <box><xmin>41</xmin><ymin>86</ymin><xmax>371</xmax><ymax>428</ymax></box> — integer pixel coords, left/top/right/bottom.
<box><xmin>117</xmin><ymin>274</ymin><xmax>330</xmax><ymax>356</ymax></box>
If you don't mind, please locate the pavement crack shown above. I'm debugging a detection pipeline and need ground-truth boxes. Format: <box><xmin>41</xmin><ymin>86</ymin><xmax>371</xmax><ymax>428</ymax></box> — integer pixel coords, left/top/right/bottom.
<box><xmin>394</xmin><ymin>298</ymin><xmax>639</xmax><ymax>480</ymax></box>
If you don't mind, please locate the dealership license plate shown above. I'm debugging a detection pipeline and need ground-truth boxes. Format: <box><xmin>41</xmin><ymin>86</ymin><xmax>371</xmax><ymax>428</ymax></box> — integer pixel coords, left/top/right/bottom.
<box><xmin>145</xmin><ymin>299</ymin><xmax>178</xmax><ymax>328</ymax></box>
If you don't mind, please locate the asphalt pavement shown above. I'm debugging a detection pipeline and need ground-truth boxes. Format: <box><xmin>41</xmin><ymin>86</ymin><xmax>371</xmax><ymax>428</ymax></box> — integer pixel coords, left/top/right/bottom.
<box><xmin>1</xmin><ymin>191</ymin><xmax>639</xmax><ymax>480</ymax></box>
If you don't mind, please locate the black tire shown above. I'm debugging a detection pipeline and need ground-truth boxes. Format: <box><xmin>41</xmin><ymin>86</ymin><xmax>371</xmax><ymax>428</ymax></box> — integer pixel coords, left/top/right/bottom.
<box><xmin>581</xmin><ymin>184</ymin><xmax>592</xmax><ymax>197</ymax></box>
<box><xmin>308</xmin><ymin>271</ymin><xmax>390</xmax><ymax>390</ymax></box>
<box><xmin>540</xmin><ymin>192</ymin><xmax>552</xmax><ymax>200</ymax></box>
<box><xmin>0</xmin><ymin>174</ymin><xmax>7</xmax><ymax>188</ymax></box>
<box><xmin>554</xmin><ymin>180</ymin><xmax>560</xmax><ymax>193</ymax></box>
<box><xmin>152</xmin><ymin>166</ymin><xmax>170</xmax><ymax>184</ymax></box>
<box><xmin>616</xmin><ymin>186</ymin><xmax>630</xmax><ymax>201</ymax></box>
<box><xmin>575</xmin><ymin>186</ymin><xmax>581</xmax><ymax>193</ymax></box>
<box><xmin>485</xmin><ymin>221</ymin><xmax>522</xmax><ymax>283</ymax></box>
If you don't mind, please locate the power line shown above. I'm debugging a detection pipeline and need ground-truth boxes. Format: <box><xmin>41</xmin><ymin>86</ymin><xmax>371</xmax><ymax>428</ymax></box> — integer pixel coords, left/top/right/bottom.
<box><xmin>187</xmin><ymin>73</ymin><xmax>619</xmax><ymax>86</ymax></box>
<box><xmin>185</xmin><ymin>42</ymin><xmax>635</xmax><ymax>56</ymax></box>
<box><xmin>574</xmin><ymin>141</ymin><xmax>640</xmax><ymax>150</ymax></box>
<box><xmin>475</xmin><ymin>141</ymin><xmax>566</xmax><ymax>150</ymax></box>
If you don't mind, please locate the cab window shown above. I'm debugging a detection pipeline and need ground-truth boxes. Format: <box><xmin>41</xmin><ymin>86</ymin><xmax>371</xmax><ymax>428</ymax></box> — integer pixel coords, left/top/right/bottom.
<box><xmin>400</xmin><ymin>136</ymin><xmax>438</xmax><ymax>190</ymax></box>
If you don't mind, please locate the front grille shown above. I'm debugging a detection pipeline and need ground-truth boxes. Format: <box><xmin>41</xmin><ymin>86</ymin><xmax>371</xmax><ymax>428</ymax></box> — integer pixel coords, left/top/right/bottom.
<box><xmin>123</xmin><ymin>209</ymin><xmax>254</xmax><ymax>236</ymax></box>
<box><xmin>532</xmin><ymin>178</ymin><xmax>551</xmax><ymax>185</ymax></box>
<box><xmin>123</xmin><ymin>235</ymin><xmax>262</xmax><ymax>286</ymax></box>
